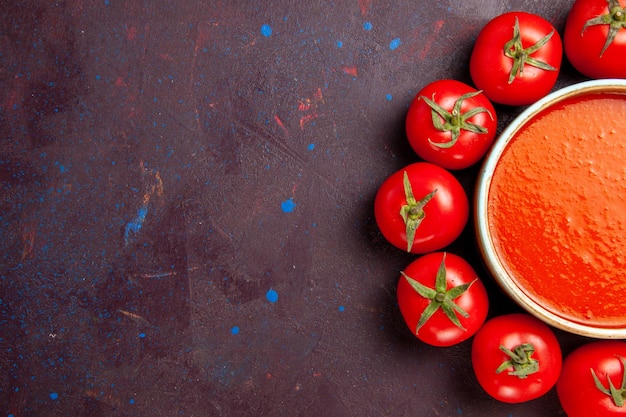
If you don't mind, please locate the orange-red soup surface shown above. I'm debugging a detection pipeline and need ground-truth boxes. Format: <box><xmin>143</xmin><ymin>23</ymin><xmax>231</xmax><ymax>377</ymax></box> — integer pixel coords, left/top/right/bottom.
<box><xmin>489</xmin><ymin>93</ymin><xmax>626</xmax><ymax>327</ymax></box>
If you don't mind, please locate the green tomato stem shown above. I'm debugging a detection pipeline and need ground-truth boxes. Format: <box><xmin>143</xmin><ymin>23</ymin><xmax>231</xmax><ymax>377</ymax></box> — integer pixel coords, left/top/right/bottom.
<box><xmin>503</xmin><ymin>16</ymin><xmax>557</xmax><ymax>84</ymax></box>
<box><xmin>399</xmin><ymin>171</ymin><xmax>437</xmax><ymax>252</ymax></box>
<box><xmin>592</xmin><ymin>355</ymin><xmax>626</xmax><ymax>407</ymax></box>
<box><xmin>401</xmin><ymin>253</ymin><xmax>476</xmax><ymax>334</ymax></box>
<box><xmin>420</xmin><ymin>90</ymin><xmax>493</xmax><ymax>149</ymax></box>
<box><xmin>496</xmin><ymin>343</ymin><xmax>539</xmax><ymax>378</ymax></box>
<box><xmin>582</xmin><ymin>0</ymin><xmax>626</xmax><ymax>57</ymax></box>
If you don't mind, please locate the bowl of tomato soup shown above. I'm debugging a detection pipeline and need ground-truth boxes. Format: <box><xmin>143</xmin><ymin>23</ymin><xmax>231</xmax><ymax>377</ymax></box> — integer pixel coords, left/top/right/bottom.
<box><xmin>475</xmin><ymin>79</ymin><xmax>626</xmax><ymax>339</ymax></box>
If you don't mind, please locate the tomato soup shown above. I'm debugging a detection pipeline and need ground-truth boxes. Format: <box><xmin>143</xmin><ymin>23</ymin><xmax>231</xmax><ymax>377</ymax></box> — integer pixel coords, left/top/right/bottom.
<box><xmin>487</xmin><ymin>92</ymin><xmax>626</xmax><ymax>328</ymax></box>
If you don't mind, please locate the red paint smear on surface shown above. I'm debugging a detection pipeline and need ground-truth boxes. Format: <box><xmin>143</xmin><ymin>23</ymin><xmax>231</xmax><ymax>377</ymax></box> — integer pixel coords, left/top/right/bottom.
<box><xmin>400</xmin><ymin>19</ymin><xmax>446</xmax><ymax>63</ymax></box>
<box><xmin>291</xmin><ymin>181</ymin><xmax>300</xmax><ymax>197</ymax></box>
<box><xmin>298</xmin><ymin>88</ymin><xmax>324</xmax><ymax>111</ymax></box>
<box><xmin>342</xmin><ymin>66</ymin><xmax>358</xmax><ymax>77</ymax></box>
<box><xmin>299</xmin><ymin>113</ymin><xmax>319</xmax><ymax>129</ymax></box>
<box><xmin>6</xmin><ymin>82</ymin><xmax>24</xmax><ymax>110</ymax></box>
<box><xmin>21</xmin><ymin>228</ymin><xmax>36</xmax><ymax>260</ymax></box>
<box><xmin>358</xmin><ymin>0</ymin><xmax>373</xmax><ymax>16</ymax></box>
<box><xmin>2</xmin><ymin>70</ymin><xmax>28</xmax><ymax>112</ymax></box>
<box><xmin>313</xmin><ymin>87</ymin><xmax>323</xmax><ymax>101</ymax></box>
<box><xmin>419</xmin><ymin>19</ymin><xmax>445</xmax><ymax>60</ymax></box>
<box><xmin>115</xmin><ymin>76</ymin><xmax>128</xmax><ymax>87</ymax></box>
<box><xmin>126</xmin><ymin>25</ymin><xmax>138</xmax><ymax>41</ymax></box>
<box><xmin>274</xmin><ymin>115</ymin><xmax>290</xmax><ymax>137</ymax></box>
<box><xmin>298</xmin><ymin>88</ymin><xmax>324</xmax><ymax>129</ymax></box>
<box><xmin>195</xmin><ymin>20</ymin><xmax>217</xmax><ymax>50</ymax></box>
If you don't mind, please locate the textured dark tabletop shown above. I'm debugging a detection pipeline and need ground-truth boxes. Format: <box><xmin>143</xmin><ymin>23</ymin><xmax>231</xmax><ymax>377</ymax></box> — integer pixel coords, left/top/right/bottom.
<box><xmin>1</xmin><ymin>1</ymin><xmax>594</xmax><ymax>416</ymax></box>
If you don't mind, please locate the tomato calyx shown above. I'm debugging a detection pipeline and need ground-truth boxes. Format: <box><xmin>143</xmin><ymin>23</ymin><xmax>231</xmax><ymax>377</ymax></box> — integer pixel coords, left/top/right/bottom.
<box><xmin>419</xmin><ymin>91</ymin><xmax>494</xmax><ymax>149</ymax></box>
<box><xmin>400</xmin><ymin>253</ymin><xmax>477</xmax><ymax>333</ymax></box>
<box><xmin>496</xmin><ymin>343</ymin><xmax>539</xmax><ymax>378</ymax></box>
<box><xmin>399</xmin><ymin>171</ymin><xmax>437</xmax><ymax>252</ymax></box>
<box><xmin>591</xmin><ymin>355</ymin><xmax>626</xmax><ymax>407</ymax></box>
<box><xmin>582</xmin><ymin>0</ymin><xmax>626</xmax><ymax>57</ymax></box>
<box><xmin>503</xmin><ymin>16</ymin><xmax>557</xmax><ymax>84</ymax></box>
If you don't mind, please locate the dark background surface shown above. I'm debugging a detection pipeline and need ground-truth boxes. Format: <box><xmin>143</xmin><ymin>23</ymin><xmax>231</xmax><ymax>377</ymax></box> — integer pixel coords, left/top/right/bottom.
<box><xmin>1</xmin><ymin>1</ymin><xmax>595</xmax><ymax>416</ymax></box>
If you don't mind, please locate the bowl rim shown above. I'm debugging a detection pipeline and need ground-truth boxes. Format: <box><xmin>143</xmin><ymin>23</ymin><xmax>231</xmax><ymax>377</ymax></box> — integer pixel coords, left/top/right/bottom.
<box><xmin>474</xmin><ymin>78</ymin><xmax>626</xmax><ymax>339</ymax></box>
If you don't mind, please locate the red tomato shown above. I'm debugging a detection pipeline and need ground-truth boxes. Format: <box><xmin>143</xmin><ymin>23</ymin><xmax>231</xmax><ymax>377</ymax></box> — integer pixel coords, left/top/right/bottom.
<box><xmin>557</xmin><ymin>341</ymin><xmax>626</xmax><ymax>416</ymax></box>
<box><xmin>470</xmin><ymin>11</ymin><xmax>563</xmax><ymax>106</ymax></box>
<box><xmin>396</xmin><ymin>252</ymin><xmax>489</xmax><ymax>347</ymax></box>
<box><xmin>405</xmin><ymin>79</ymin><xmax>498</xmax><ymax>170</ymax></box>
<box><xmin>564</xmin><ymin>0</ymin><xmax>626</xmax><ymax>79</ymax></box>
<box><xmin>374</xmin><ymin>162</ymin><xmax>468</xmax><ymax>254</ymax></box>
<box><xmin>471</xmin><ymin>313</ymin><xmax>562</xmax><ymax>403</ymax></box>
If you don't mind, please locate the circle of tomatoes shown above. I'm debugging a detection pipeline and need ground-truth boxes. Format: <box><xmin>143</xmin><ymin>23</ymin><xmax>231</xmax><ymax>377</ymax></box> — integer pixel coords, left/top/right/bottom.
<box><xmin>374</xmin><ymin>5</ymin><xmax>626</xmax><ymax>414</ymax></box>
<box><xmin>557</xmin><ymin>340</ymin><xmax>626</xmax><ymax>417</ymax></box>
<box><xmin>405</xmin><ymin>79</ymin><xmax>498</xmax><ymax>170</ymax></box>
<box><xmin>374</xmin><ymin>162</ymin><xmax>469</xmax><ymax>254</ymax></box>
<box><xmin>470</xmin><ymin>11</ymin><xmax>563</xmax><ymax>106</ymax></box>
<box><xmin>471</xmin><ymin>313</ymin><xmax>562</xmax><ymax>403</ymax></box>
<box><xmin>397</xmin><ymin>252</ymin><xmax>489</xmax><ymax>347</ymax></box>
<box><xmin>564</xmin><ymin>0</ymin><xmax>626</xmax><ymax>79</ymax></box>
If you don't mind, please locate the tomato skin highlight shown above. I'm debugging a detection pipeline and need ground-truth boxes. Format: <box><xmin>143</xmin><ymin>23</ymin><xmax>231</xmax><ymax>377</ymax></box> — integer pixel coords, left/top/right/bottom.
<box><xmin>471</xmin><ymin>314</ymin><xmax>562</xmax><ymax>403</ymax></box>
<box><xmin>397</xmin><ymin>252</ymin><xmax>489</xmax><ymax>347</ymax></box>
<box><xmin>374</xmin><ymin>162</ymin><xmax>469</xmax><ymax>254</ymax></box>
<box><xmin>564</xmin><ymin>0</ymin><xmax>626</xmax><ymax>79</ymax></box>
<box><xmin>405</xmin><ymin>79</ymin><xmax>497</xmax><ymax>170</ymax></box>
<box><xmin>558</xmin><ymin>341</ymin><xmax>626</xmax><ymax>417</ymax></box>
<box><xmin>470</xmin><ymin>11</ymin><xmax>563</xmax><ymax>106</ymax></box>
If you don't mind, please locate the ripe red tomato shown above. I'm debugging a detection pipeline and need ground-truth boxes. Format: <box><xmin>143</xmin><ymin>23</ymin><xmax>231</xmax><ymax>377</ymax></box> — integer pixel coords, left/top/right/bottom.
<box><xmin>564</xmin><ymin>0</ymin><xmax>626</xmax><ymax>79</ymax></box>
<box><xmin>405</xmin><ymin>79</ymin><xmax>498</xmax><ymax>170</ymax></box>
<box><xmin>471</xmin><ymin>313</ymin><xmax>562</xmax><ymax>403</ymax></box>
<box><xmin>557</xmin><ymin>340</ymin><xmax>626</xmax><ymax>417</ymax></box>
<box><xmin>396</xmin><ymin>252</ymin><xmax>489</xmax><ymax>347</ymax></box>
<box><xmin>374</xmin><ymin>162</ymin><xmax>468</xmax><ymax>254</ymax></box>
<box><xmin>470</xmin><ymin>11</ymin><xmax>563</xmax><ymax>106</ymax></box>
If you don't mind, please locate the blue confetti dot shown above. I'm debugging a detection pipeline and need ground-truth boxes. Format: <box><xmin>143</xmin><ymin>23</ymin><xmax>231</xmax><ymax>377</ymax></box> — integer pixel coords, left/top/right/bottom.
<box><xmin>49</xmin><ymin>392</ymin><xmax>59</xmax><ymax>400</ymax></box>
<box><xmin>231</xmin><ymin>325</ymin><xmax>240</xmax><ymax>335</ymax></box>
<box><xmin>138</xmin><ymin>332</ymin><xmax>146</xmax><ymax>338</ymax></box>
<box><xmin>266</xmin><ymin>288</ymin><xmax>279</xmax><ymax>303</ymax></box>
<box><xmin>389</xmin><ymin>38</ymin><xmax>402</xmax><ymax>50</ymax></box>
<box><xmin>281</xmin><ymin>198</ymin><xmax>296</xmax><ymax>213</ymax></box>
<box><xmin>261</xmin><ymin>24</ymin><xmax>272</xmax><ymax>37</ymax></box>
<box><xmin>307</xmin><ymin>143</ymin><xmax>315</xmax><ymax>151</ymax></box>
<box><xmin>336</xmin><ymin>40</ymin><xmax>343</xmax><ymax>48</ymax></box>
<box><xmin>363</xmin><ymin>21</ymin><xmax>373</xmax><ymax>31</ymax></box>
<box><xmin>386</xmin><ymin>93</ymin><xmax>393</xmax><ymax>101</ymax></box>
<box><xmin>338</xmin><ymin>305</ymin><xmax>345</xmax><ymax>312</ymax></box>
<box><xmin>130</xmin><ymin>398</ymin><xmax>135</xmax><ymax>405</ymax></box>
